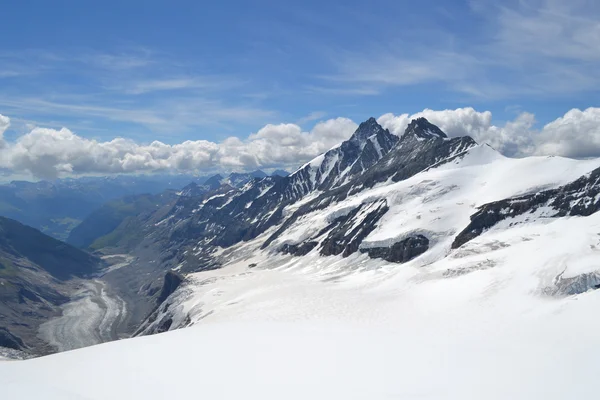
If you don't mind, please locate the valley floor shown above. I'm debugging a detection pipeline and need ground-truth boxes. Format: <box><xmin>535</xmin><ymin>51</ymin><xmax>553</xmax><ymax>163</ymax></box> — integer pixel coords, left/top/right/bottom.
<box><xmin>38</xmin><ymin>279</ymin><xmax>127</xmax><ymax>352</ymax></box>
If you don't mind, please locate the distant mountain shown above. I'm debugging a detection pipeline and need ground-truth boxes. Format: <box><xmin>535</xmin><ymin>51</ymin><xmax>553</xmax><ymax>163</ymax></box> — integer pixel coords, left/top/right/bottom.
<box><xmin>225</xmin><ymin>170</ymin><xmax>267</xmax><ymax>188</ymax></box>
<box><xmin>67</xmin><ymin>191</ymin><xmax>179</xmax><ymax>249</ymax></box>
<box><xmin>201</xmin><ymin>170</ymin><xmax>269</xmax><ymax>190</ymax></box>
<box><xmin>202</xmin><ymin>174</ymin><xmax>225</xmax><ymax>191</ymax></box>
<box><xmin>271</xmin><ymin>169</ymin><xmax>289</xmax><ymax>177</ymax></box>
<box><xmin>0</xmin><ymin>174</ymin><xmax>210</xmax><ymax>240</ymax></box>
<box><xmin>90</xmin><ymin>117</ymin><xmax>400</xmax><ymax>275</ymax></box>
<box><xmin>0</xmin><ymin>217</ymin><xmax>102</xmax><ymax>351</ymax></box>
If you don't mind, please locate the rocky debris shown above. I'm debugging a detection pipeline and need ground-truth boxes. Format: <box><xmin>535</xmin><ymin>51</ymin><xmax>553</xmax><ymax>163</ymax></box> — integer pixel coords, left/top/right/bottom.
<box><xmin>453</xmin><ymin>166</ymin><xmax>600</xmax><ymax>249</ymax></box>
<box><xmin>361</xmin><ymin>235</ymin><xmax>429</xmax><ymax>263</ymax></box>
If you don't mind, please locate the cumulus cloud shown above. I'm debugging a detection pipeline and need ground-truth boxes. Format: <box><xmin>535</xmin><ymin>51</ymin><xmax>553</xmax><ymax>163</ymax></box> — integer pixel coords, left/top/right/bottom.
<box><xmin>378</xmin><ymin>107</ymin><xmax>535</xmax><ymax>156</ymax></box>
<box><xmin>0</xmin><ymin>114</ymin><xmax>9</xmax><ymax>149</ymax></box>
<box><xmin>535</xmin><ymin>108</ymin><xmax>600</xmax><ymax>158</ymax></box>
<box><xmin>0</xmin><ymin>114</ymin><xmax>357</xmax><ymax>179</ymax></box>
<box><xmin>379</xmin><ymin>107</ymin><xmax>600</xmax><ymax>158</ymax></box>
<box><xmin>2</xmin><ymin>107</ymin><xmax>599</xmax><ymax>180</ymax></box>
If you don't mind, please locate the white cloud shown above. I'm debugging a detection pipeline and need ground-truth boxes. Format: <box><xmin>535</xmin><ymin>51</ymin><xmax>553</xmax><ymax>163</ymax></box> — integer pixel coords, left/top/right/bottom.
<box><xmin>379</xmin><ymin>107</ymin><xmax>600</xmax><ymax>158</ymax></box>
<box><xmin>535</xmin><ymin>107</ymin><xmax>600</xmax><ymax>158</ymax></box>
<box><xmin>0</xmin><ymin>114</ymin><xmax>9</xmax><ymax>149</ymax></box>
<box><xmin>0</xmin><ymin>114</ymin><xmax>357</xmax><ymax>179</ymax></box>
<box><xmin>2</xmin><ymin>107</ymin><xmax>599</xmax><ymax>180</ymax></box>
<box><xmin>378</xmin><ymin>107</ymin><xmax>497</xmax><ymax>145</ymax></box>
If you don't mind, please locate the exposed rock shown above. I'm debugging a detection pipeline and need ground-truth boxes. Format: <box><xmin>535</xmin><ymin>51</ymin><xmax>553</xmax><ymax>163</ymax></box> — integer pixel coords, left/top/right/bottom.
<box><xmin>320</xmin><ymin>200</ymin><xmax>389</xmax><ymax>257</ymax></box>
<box><xmin>203</xmin><ymin>174</ymin><xmax>225</xmax><ymax>190</ymax></box>
<box><xmin>156</xmin><ymin>317</ymin><xmax>173</xmax><ymax>333</ymax></box>
<box><xmin>361</xmin><ymin>235</ymin><xmax>429</xmax><ymax>263</ymax></box>
<box><xmin>453</xmin><ymin>166</ymin><xmax>600</xmax><ymax>249</ymax></box>
<box><xmin>156</xmin><ymin>271</ymin><xmax>184</xmax><ymax>305</ymax></box>
<box><xmin>264</xmin><ymin>119</ymin><xmax>476</xmax><ymax>249</ymax></box>
<box><xmin>281</xmin><ymin>241</ymin><xmax>319</xmax><ymax>256</ymax></box>
<box><xmin>0</xmin><ymin>327</ymin><xmax>25</xmax><ymax>351</ymax></box>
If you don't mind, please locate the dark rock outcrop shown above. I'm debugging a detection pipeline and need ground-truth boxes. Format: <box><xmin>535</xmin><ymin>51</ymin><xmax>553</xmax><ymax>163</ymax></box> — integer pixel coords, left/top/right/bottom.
<box><xmin>320</xmin><ymin>200</ymin><xmax>389</xmax><ymax>258</ymax></box>
<box><xmin>0</xmin><ymin>327</ymin><xmax>25</xmax><ymax>351</ymax></box>
<box><xmin>453</xmin><ymin>166</ymin><xmax>600</xmax><ymax>249</ymax></box>
<box><xmin>361</xmin><ymin>235</ymin><xmax>429</xmax><ymax>263</ymax></box>
<box><xmin>156</xmin><ymin>271</ymin><xmax>184</xmax><ymax>305</ymax></box>
<box><xmin>281</xmin><ymin>241</ymin><xmax>319</xmax><ymax>256</ymax></box>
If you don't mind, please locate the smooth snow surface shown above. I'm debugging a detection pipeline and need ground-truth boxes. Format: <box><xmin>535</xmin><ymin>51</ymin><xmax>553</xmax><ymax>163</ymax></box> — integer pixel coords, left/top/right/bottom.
<box><xmin>3</xmin><ymin>145</ymin><xmax>600</xmax><ymax>399</ymax></box>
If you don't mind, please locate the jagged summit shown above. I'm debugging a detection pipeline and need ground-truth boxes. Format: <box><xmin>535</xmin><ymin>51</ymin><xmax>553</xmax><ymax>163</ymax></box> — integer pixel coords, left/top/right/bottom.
<box><xmin>403</xmin><ymin>117</ymin><xmax>447</xmax><ymax>140</ymax></box>
<box><xmin>349</xmin><ymin>116</ymin><xmax>388</xmax><ymax>143</ymax></box>
<box><xmin>203</xmin><ymin>174</ymin><xmax>224</xmax><ymax>190</ymax></box>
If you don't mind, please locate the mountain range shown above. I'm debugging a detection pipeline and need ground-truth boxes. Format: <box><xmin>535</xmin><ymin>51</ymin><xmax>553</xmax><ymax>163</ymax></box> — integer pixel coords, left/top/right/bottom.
<box><xmin>2</xmin><ymin>116</ymin><xmax>600</xmax><ymax>398</ymax></box>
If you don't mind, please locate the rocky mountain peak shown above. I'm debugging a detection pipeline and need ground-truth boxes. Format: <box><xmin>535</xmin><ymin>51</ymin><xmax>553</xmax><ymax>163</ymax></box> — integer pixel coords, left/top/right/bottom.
<box><xmin>203</xmin><ymin>174</ymin><xmax>224</xmax><ymax>190</ymax></box>
<box><xmin>350</xmin><ymin>117</ymin><xmax>387</xmax><ymax>143</ymax></box>
<box><xmin>403</xmin><ymin>117</ymin><xmax>447</xmax><ymax>140</ymax></box>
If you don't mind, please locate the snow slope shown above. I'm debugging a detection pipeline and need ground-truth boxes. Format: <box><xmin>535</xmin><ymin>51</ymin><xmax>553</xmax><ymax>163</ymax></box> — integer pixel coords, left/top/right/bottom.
<box><xmin>3</xmin><ymin>212</ymin><xmax>600</xmax><ymax>399</ymax></box>
<box><xmin>3</xmin><ymin>134</ymin><xmax>600</xmax><ymax>398</ymax></box>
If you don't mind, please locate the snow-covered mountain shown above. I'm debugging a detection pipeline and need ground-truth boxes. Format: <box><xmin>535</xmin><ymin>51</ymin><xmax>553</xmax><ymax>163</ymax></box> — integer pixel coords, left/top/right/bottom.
<box><xmin>4</xmin><ymin>116</ymin><xmax>600</xmax><ymax>399</ymax></box>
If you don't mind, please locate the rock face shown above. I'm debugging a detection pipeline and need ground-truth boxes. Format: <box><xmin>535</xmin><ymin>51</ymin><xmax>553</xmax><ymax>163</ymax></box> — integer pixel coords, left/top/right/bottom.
<box><xmin>345</xmin><ymin>118</ymin><xmax>477</xmax><ymax>195</ymax></box>
<box><xmin>263</xmin><ymin>118</ymin><xmax>477</xmax><ymax>254</ymax></box>
<box><xmin>452</xmin><ymin>166</ymin><xmax>600</xmax><ymax>249</ymax></box>
<box><xmin>319</xmin><ymin>200</ymin><xmax>389</xmax><ymax>257</ymax></box>
<box><xmin>156</xmin><ymin>271</ymin><xmax>184</xmax><ymax>305</ymax></box>
<box><xmin>361</xmin><ymin>235</ymin><xmax>429</xmax><ymax>263</ymax></box>
<box><xmin>132</xmin><ymin>271</ymin><xmax>185</xmax><ymax>337</ymax></box>
<box><xmin>0</xmin><ymin>327</ymin><xmax>25</xmax><ymax>351</ymax></box>
<box><xmin>281</xmin><ymin>242</ymin><xmax>319</xmax><ymax>256</ymax></box>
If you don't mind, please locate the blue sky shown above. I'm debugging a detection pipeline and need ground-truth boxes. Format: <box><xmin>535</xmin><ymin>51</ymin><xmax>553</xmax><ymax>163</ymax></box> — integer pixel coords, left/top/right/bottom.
<box><xmin>0</xmin><ymin>0</ymin><xmax>597</xmax><ymax>141</ymax></box>
<box><xmin>0</xmin><ymin>0</ymin><xmax>599</xmax><ymax>179</ymax></box>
